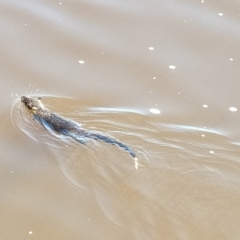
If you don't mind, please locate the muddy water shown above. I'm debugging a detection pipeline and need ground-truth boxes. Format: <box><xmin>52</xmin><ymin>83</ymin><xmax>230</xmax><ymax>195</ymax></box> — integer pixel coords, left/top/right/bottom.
<box><xmin>1</xmin><ymin>0</ymin><xmax>240</xmax><ymax>239</ymax></box>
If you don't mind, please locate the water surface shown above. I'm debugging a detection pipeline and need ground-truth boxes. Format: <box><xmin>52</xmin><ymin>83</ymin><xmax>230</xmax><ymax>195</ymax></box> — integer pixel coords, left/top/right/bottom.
<box><xmin>1</xmin><ymin>0</ymin><xmax>240</xmax><ymax>239</ymax></box>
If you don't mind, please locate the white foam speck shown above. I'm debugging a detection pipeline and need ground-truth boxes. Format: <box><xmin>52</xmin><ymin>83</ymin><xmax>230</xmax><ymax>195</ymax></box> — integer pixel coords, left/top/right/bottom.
<box><xmin>29</xmin><ymin>231</ymin><xmax>33</xmax><ymax>235</ymax></box>
<box><xmin>218</xmin><ymin>13</ymin><xmax>223</xmax><ymax>16</ymax></box>
<box><xmin>134</xmin><ymin>158</ymin><xmax>139</xmax><ymax>169</ymax></box>
<box><xmin>230</xmin><ymin>58</ymin><xmax>233</xmax><ymax>61</ymax></box>
<box><xmin>229</xmin><ymin>107</ymin><xmax>237</xmax><ymax>112</ymax></box>
<box><xmin>153</xmin><ymin>77</ymin><xmax>156</xmax><ymax>79</ymax></box>
<box><xmin>149</xmin><ymin>108</ymin><xmax>160</xmax><ymax>114</ymax></box>
<box><xmin>149</xmin><ymin>47</ymin><xmax>154</xmax><ymax>50</ymax></box>
<box><xmin>209</xmin><ymin>151</ymin><xmax>214</xmax><ymax>154</ymax></box>
<box><xmin>203</xmin><ymin>105</ymin><xmax>208</xmax><ymax>108</ymax></box>
<box><xmin>78</xmin><ymin>60</ymin><xmax>85</xmax><ymax>64</ymax></box>
<box><xmin>201</xmin><ymin>134</ymin><xmax>205</xmax><ymax>137</ymax></box>
<box><xmin>169</xmin><ymin>65</ymin><xmax>176</xmax><ymax>69</ymax></box>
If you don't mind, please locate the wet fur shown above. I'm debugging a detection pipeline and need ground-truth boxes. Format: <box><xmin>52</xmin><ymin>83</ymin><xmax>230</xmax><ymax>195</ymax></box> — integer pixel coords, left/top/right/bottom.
<box><xmin>21</xmin><ymin>96</ymin><xmax>139</xmax><ymax>168</ymax></box>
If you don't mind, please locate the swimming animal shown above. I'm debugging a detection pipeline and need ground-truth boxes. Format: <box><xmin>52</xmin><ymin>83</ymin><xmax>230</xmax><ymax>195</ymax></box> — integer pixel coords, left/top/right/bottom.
<box><xmin>21</xmin><ymin>96</ymin><xmax>139</xmax><ymax>168</ymax></box>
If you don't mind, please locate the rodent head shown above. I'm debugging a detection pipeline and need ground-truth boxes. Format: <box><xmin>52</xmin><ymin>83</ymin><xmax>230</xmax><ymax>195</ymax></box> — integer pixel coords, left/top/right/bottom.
<box><xmin>21</xmin><ymin>96</ymin><xmax>42</xmax><ymax>113</ymax></box>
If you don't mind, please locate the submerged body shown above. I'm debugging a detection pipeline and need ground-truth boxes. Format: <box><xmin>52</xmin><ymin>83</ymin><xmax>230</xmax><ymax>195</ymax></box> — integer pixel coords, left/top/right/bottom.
<box><xmin>21</xmin><ymin>96</ymin><xmax>138</xmax><ymax>168</ymax></box>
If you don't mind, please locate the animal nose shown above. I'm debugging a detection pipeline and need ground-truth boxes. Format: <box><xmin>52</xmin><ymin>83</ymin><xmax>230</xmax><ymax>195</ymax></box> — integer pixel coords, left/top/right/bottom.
<box><xmin>21</xmin><ymin>96</ymin><xmax>26</xmax><ymax>103</ymax></box>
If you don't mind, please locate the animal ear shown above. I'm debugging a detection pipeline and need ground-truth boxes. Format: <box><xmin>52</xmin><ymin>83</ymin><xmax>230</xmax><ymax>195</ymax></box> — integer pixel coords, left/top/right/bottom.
<box><xmin>38</xmin><ymin>97</ymin><xmax>42</xmax><ymax>101</ymax></box>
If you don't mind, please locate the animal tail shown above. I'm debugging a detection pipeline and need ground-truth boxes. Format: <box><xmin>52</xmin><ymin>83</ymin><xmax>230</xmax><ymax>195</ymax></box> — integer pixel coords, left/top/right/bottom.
<box><xmin>89</xmin><ymin>133</ymin><xmax>139</xmax><ymax>169</ymax></box>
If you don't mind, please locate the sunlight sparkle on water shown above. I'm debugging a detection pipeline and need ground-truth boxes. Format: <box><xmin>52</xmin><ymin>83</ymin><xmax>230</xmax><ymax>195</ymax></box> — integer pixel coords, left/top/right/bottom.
<box><xmin>203</xmin><ymin>105</ymin><xmax>208</xmax><ymax>108</ymax></box>
<box><xmin>229</xmin><ymin>107</ymin><xmax>237</xmax><ymax>112</ymax></box>
<box><xmin>78</xmin><ymin>60</ymin><xmax>85</xmax><ymax>64</ymax></box>
<box><xmin>169</xmin><ymin>65</ymin><xmax>176</xmax><ymax>69</ymax></box>
<box><xmin>218</xmin><ymin>13</ymin><xmax>223</xmax><ymax>16</ymax></box>
<box><xmin>149</xmin><ymin>47</ymin><xmax>154</xmax><ymax>50</ymax></box>
<box><xmin>149</xmin><ymin>108</ymin><xmax>160</xmax><ymax>114</ymax></box>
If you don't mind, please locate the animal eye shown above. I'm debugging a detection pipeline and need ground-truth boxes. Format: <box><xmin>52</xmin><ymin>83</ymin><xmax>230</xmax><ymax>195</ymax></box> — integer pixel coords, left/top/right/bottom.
<box><xmin>27</xmin><ymin>104</ymin><xmax>31</xmax><ymax>110</ymax></box>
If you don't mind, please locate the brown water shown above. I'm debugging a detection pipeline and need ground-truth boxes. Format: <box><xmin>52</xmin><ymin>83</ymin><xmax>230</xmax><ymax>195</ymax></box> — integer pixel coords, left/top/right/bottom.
<box><xmin>1</xmin><ymin>0</ymin><xmax>240</xmax><ymax>239</ymax></box>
